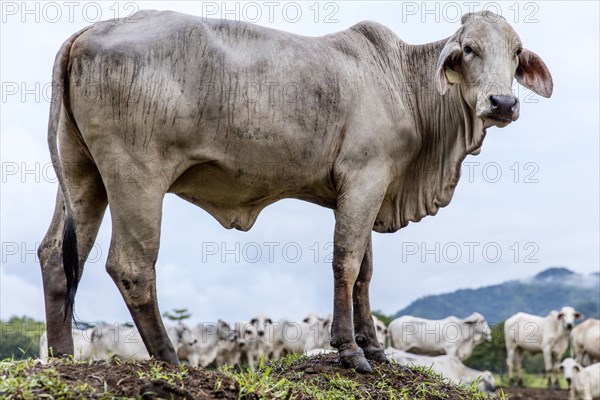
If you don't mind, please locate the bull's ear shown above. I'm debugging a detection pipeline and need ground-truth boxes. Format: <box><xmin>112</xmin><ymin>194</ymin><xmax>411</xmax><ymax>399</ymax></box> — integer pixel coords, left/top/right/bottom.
<box><xmin>573</xmin><ymin>364</ymin><xmax>581</xmax><ymax>372</ymax></box>
<box><xmin>463</xmin><ymin>313</ymin><xmax>481</xmax><ymax>325</ymax></box>
<box><xmin>516</xmin><ymin>49</ymin><xmax>553</xmax><ymax>98</ymax></box>
<box><xmin>436</xmin><ymin>42</ymin><xmax>463</xmax><ymax>95</ymax></box>
<box><xmin>558</xmin><ymin>312</ymin><xmax>565</xmax><ymax>320</ymax></box>
<box><xmin>575</xmin><ymin>312</ymin><xmax>584</xmax><ymax>320</ymax></box>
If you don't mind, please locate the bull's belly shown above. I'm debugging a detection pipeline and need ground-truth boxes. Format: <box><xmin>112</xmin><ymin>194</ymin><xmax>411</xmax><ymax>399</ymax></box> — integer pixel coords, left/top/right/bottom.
<box><xmin>168</xmin><ymin>162</ymin><xmax>336</xmax><ymax>231</ymax></box>
<box><xmin>517</xmin><ymin>343</ymin><xmax>542</xmax><ymax>354</ymax></box>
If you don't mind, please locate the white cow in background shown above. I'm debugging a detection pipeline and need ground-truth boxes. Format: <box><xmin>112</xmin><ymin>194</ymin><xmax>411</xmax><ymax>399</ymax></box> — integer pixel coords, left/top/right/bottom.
<box><xmin>235</xmin><ymin>320</ymin><xmax>269</xmax><ymax>370</ymax></box>
<box><xmin>92</xmin><ymin>323</ymin><xmax>148</xmax><ymax>360</ymax></box>
<box><xmin>215</xmin><ymin>320</ymin><xmax>242</xmax><ymax>367</ymax></box>
<box><xmin>504</xmin><ymin>306</ymin><xmax>583</xmax><ymax>388</ymax></box>
<box><xmin>387</xmin><ymin>313</ymin><xmax>491</xmax><ymax>360</ymax></box>
<box><xmin>372</xmin><ymin>315</ymin><xmax>388</xmax><ymax>347</ymax></box>
<box><xmin>40</xmin><ymin>322</ymin><xmax>195</xmax><ymax>362</ymax></box>
<box><xmin>271</xmin><ymin>316</ymin><xmax>331</xmax><ymax>358</ymax></box>
<box><xmin>560</xmin><ymin>358</ymin><xmax>600</xmax><ymax>400</ymax></box>
<box><xmin>386</xmin><ymin>348</ymin><xmax>495</xmax><ymax>393</ymax></box>
<box><xmin>177</xmin><ymin>322</ymin><xmax>222</xmax><ymax>367</ymax></box>
<box><xmin>40</xmin><ymin>327</ymin><xmax>97</xmax><ymax>361</ymax></box>
<box><xmin>571</xmin><ymin>319</ymin><xmax>600</xmax><ymax>366</ymax></box>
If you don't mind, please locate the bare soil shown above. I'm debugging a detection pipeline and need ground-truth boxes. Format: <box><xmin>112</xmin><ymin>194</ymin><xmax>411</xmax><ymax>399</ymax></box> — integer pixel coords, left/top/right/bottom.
<box><xmin>498</xmin><ymin>386</ymin><xmax>569</xmax><ymax>400</ymax></box>
<box><xmin>25</xmin><ymin>360</ymin><xmax>239</xmax><ymax>399</ymax></box>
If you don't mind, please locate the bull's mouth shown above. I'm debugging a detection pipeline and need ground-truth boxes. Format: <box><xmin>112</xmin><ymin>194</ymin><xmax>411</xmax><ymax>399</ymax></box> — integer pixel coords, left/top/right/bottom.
<box><xmin>480</xmin><ymin>114</ymin><xmax>515</xmax><ymax>128</ymax></box>
<box><xmin>488</xmin><ymin>115</ymin><xmax>514</xmax><ymax>123</ymax></box>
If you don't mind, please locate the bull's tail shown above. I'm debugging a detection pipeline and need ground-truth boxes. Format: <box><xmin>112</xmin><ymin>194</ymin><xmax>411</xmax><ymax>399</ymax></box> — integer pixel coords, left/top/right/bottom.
<box><xmin>47</xmin><ymin>25</ymin><xmax>93</xmax><ymax>320</ymax></box>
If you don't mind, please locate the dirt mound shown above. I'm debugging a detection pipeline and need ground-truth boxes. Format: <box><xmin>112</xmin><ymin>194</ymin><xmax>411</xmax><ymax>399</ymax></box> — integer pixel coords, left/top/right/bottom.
<box><xmin>258</xmin><ymin>353</ymin><xmax>490</xmax><ymax>399</ymax></box>
<box><xmin>5</xmin><ymin>354</ymin><xmax>496</xmax><ymax>399</ymax></box>
<box><xmin>18</xmin><ymin>359</ymin><xmax>239</xmax><ymax>399</ymax></box>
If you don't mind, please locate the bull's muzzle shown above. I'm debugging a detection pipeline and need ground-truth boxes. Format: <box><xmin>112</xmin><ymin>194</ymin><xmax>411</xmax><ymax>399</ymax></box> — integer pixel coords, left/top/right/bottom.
<box><xmin>486</xmin><ymin>94</ymin><xmax>520</xmax><ymax>123</ymax></box>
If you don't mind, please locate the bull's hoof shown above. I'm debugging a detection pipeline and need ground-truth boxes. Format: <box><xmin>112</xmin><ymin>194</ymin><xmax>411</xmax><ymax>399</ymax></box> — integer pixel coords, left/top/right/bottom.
<box><xmin>517</xmin><ymin>378</ymin><xmax>524</xmax><ymax>387</ymax></box>
<box><xmin>363</xmin><ymin>348</ymin><xmax>389</xmax><ymax>363</ymax></box>
<box><xmin>339</xmin><ymin>349</ymin><xmax>373</xmax><ymax>373</ymax></box>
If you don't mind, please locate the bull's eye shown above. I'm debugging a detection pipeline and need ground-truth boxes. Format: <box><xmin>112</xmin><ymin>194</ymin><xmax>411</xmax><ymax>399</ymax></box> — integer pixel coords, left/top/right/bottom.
<box><xmin>463</xmin><ymin>46</ymin><xmax>473</xmax><ymax>55</ymax></box>
<box><xmin>515</xmin><ymin>49</ymin><xmax>522</xmax><ymax>56</ymax></box>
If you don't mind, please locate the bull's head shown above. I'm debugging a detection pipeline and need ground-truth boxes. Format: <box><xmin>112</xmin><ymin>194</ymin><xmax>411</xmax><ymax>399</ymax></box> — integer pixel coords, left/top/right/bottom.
<box><xmin>559</xmin><ymin>358</ymin><xmax>581</xmax><ymax>387</ymax></box>
<box><xmin>557</xmin><ymin>306</ymin><xmax>583</xmax><ymax>330</ymax></box>
<box><xmin>436</xmin><ymin>11</ymin><xmax>553</xmax><ymax>128</ymax></box>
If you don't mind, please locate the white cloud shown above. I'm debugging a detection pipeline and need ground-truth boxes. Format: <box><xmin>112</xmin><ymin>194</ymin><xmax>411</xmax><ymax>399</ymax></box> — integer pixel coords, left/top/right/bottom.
<box><xmin>0</xmin><ymin>267</ymin><xmax>45</xmax><ymax>320</ymax></box>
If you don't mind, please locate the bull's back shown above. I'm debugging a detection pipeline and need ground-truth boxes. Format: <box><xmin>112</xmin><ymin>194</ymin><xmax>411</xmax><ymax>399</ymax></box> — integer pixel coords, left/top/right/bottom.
<box><xmin>504</xmin><ymin>312</ymin><xmax>545</xmax><ymax>350</ymax></box>
<box><xmin>67</xmin><ymin>12</ymin><xmax>393</xmax><ymax>220</ymax></box>
<box><xmin>69</xmin><ymin>11</ymin><xmax>366</xmax><ymax>166</ymax></box>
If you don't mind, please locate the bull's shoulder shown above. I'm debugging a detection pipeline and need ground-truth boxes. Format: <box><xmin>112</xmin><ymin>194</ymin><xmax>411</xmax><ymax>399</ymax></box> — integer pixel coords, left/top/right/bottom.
<box><xmin>317</xmin><ymin>21</ymin><xmax>402</xmax><ymax>64</ymax></box>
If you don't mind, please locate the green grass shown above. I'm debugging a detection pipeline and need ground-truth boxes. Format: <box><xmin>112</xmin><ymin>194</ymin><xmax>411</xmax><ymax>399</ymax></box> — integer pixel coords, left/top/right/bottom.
<box><xmin>228</xmin><ymin>354</ymin><xmax>502</xmax><ymax>400</ymax></box>
<box><xmin>0</xmin><ymin>358</ymin><xmax>113</xmax><ymax>399</ymax></box>
<box><xmin>0</xmin><ymin>354</ymin><xmax>503</xmax><ymax>400</ymax></box>
<box><xmin>494</xmin><ymin>371</ymin><xmax>569</xmax><ymax>390</ymax></box>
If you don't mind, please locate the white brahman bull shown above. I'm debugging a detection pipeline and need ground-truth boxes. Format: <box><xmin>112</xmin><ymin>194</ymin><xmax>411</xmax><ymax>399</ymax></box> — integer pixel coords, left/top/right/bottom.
<box><xmin>504</xmin><ymin>306</ymin><xmax>583</xmax><ymax>388</ymax></box>
<box><xmin>177</xmin><ymin>322</ymin><xmax>222</xmax><ymax>367</ymax></box>
<box><xmin>388</xmin><ymin>313</ymin><xmax>491</xmax><ymax>360</ymax></box>
<box><xmin>39</xmin><ymin>327</ymin><xmax>97</xmax><ymax>361</ymax></box>
<box><xmin>271</xmin><ymin>317</ymin><xmax>331</xmax><ymax>358</ymax></box>
<box><xmin>41</xmin><ymin>8</ymin><xmax>552</xmax><ymax>373</ymax></box>
<box><xmin>571</xmin><ymin>318</ymin><xmax>600</xmax><ymax>366</ymax></box>
<box><xmin>90</xmin><ymin>322</ymin><xmax>196</xmax><ymax>361</ymax></box>
<box><xmin>235</xmin><ymin>319</ymin><xmax>273</xmax><ymax>370</ymax></box>
<box><xmin>214</xmin><ymin>320</ymin><xmax>243</xmax><ymax>366</ymax></box>
<box><xmin>372</xmin><ymin>315</ymin><xmax>388</xmax><ymax>347</ymax></box>
<box><xmin>386</xmin><ymin>348</ymin><xmax>495</xmax><ymax>393</ymax></box>
<box><xmin>40</xmin><ymin>322</ymin><xmax>195</xmax><ymax>362</ymax></box>
<box><xmin>560</xmin><ymin>358</ymin><xmax>600</xmax><ymax>400</ymax></box>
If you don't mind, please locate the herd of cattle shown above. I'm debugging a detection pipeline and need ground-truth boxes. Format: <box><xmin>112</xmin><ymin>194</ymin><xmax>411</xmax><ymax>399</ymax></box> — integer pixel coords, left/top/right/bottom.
<box><xmin>41</xmin><ymin>307</ymin><xmax>599</xmax><ymax>397</ymax></box>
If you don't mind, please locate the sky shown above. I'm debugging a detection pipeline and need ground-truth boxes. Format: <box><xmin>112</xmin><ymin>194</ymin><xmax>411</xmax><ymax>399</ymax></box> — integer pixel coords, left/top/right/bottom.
<box><xmin>1</xmin><ymin>1</ymin><xmax>598</xmax><ymax>326</ymax></box>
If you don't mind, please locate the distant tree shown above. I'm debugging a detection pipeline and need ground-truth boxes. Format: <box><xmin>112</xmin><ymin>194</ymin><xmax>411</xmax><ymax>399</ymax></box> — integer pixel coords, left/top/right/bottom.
<box><xmin>163</xmin><ymin>308</ymin><xmax>192</xmax><ymax>322</ymax></box>
<box><xmin>464</xmin><ymin>321</ymin><xmax>507</xmax><ymax>374</ymax></box>
<box><xmin>0</xmin><ymin>316</ymin><xmax>45</xmax><ymax>359</ymax></box>
<box><xmin>372</xmin><ymin>310</ymin><xmax>393</xmax><ymax>326</ymax></box>
<box><xmin>575</xmin><ymin>301</ymin><xmax>600</xmax><ymax>320</ymax></box>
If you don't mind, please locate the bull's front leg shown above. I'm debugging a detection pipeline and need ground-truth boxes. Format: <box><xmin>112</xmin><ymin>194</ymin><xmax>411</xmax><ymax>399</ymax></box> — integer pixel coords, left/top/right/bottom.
<box><xmin>330</xmin><ymin>173</ymin><xmax>387</xmax><ymax>373</ymax></box>
<box><xmin>542</xmin><ymin>347</ymin><xmax>555</xmax><ymax>389</ymax></box>
<box><xmin>352</xmin><ymin>236</ymin><xmax>388</xmax><ymax>363</ymax></box>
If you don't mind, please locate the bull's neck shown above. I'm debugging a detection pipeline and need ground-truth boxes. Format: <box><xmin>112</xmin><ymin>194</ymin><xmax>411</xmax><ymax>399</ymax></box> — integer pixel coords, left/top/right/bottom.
<box><xmin>399</xmin><ymin>39</ymin><xmax>474</xmax><ymax>148</ymax></box>
<box><xmin>377</xmin><ymin>38</ymin><xmax>486</xmax><ymax>228</ymax></box>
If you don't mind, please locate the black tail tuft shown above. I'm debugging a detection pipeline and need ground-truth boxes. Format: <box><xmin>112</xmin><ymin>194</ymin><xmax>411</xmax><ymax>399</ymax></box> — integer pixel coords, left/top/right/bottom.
<box><xmin>62</xmin><ymin>215</ymin><xmax>79</xmax><ymax>321</ymax></box>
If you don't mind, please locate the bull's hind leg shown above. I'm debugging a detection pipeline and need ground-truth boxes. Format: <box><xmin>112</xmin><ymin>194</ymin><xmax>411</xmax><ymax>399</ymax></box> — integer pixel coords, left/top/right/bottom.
<box><xmin>104</xmin><ymin>181</ymin><xmax>178</xmax><ymax>364</ymax></box>
<box><xmin>39</xmin><ymin>111</ymin><xmax>108</xmax><ymax>358</ymax></box>
<box><xmin>352</xmin><ymin>236</ymin><xmax>387</xmax><ymax>363</ymax></box>
<box><xmin>39</xmin><ymin>171</ymin><xmax>107</xmax><ymax>357</ymax></box>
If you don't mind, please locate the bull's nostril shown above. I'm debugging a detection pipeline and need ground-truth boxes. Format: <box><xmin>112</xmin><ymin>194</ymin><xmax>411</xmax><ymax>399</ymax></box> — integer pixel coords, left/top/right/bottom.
<box><xmin>490</xmin><ymin>96</ymin><xmax>498</xmax><ymax>109</ymax></box>
<box><xmin>510</xmin><ymin>97</ymin><xmax>519</xmax><ymax>111</ymax></box>
<box><xmin>489</xmin><ymin>95</ymin><xmax>518</xmax><ymax>118</ymax></box>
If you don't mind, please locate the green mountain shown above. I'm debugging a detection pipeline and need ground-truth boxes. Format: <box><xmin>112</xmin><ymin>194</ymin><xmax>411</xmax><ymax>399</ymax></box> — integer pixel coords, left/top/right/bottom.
<box><xmin>393</xmin><ymin>267</ymin><xmax>600</xmax><ymax>324</ymax></box>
